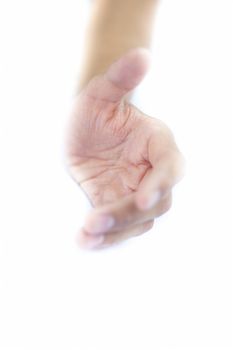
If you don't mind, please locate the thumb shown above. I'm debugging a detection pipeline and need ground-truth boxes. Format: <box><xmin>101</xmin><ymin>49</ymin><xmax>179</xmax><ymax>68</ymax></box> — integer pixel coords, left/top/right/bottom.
<box><xmin>84</xmin><ymin>48</ymin><xmax>151</xmax><ymax>102</ymax></box>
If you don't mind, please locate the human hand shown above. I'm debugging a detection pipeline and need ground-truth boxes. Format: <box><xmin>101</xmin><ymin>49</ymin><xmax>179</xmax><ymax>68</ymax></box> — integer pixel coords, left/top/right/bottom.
<box><xmin>66</xmin><ymin>49</ymin><xmax>185</xmax><ymax>249</ymax></box>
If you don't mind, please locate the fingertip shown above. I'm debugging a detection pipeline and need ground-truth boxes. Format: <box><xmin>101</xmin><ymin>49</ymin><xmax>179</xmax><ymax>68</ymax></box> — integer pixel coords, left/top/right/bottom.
<box><xmin>83</xmin><ymin>48</ymin><xmax>151</xmax><ymax>102</ymax></box>
<box><xmin>134</xmin><ymin>47</ymin><xmax>151</xmax><ymax>70</ymax></box>
<box><xmin>76</xmin><ymin>229</ymin><xmax>105</xmax><ymax>250</ymax></box>
<box><xmin>107</xmin><ymin>47</ymin><xmax>151</xmax><ymax>91</ymax></box>
<box><xmin>83</xmin><ymin>212</ymin><xmax>115</xmax><ymax>235</ymax></box>
<box><xmin>127</xmin><ymin>47</ymin><xmax>151</xmax><ymax>74</ymax></box>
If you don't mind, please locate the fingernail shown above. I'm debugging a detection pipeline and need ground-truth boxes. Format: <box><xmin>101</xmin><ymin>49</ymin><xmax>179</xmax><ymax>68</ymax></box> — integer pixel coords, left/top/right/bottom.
<box><xmin>84</xmin><ymin>235</ymin><xmax>105</xmax><ymax>249</ymax></box>
<box><xmin>77</xmin><ymin>231</ymin><xmax>105</xmax><ymax>249</ymax></box>
<box><xmin>145</xmin><ymin>191</ymin><xmax>161</xmax><ymax>210</ymax></box>
<box><xmin>85</xmin><ymin>214</ymin><xmax>115</xmax><ymax>235</ymax></box>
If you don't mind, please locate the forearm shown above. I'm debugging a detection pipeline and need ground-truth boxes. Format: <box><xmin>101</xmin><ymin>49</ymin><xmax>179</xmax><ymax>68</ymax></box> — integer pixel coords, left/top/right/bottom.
<box><xmin>78</xmin><ymin>0</ymin><xmax>158</xmax><ymax>90</ymax></box>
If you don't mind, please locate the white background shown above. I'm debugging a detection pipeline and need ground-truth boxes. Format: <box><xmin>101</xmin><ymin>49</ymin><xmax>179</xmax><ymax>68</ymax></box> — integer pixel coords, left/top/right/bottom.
<box><xmin>0</xmin><ymin>0</ymin><xmax>232</xmax><ymax>349</ymax></box>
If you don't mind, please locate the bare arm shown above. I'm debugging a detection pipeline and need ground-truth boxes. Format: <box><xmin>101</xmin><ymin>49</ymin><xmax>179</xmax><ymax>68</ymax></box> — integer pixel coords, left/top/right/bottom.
<box><xmin>78</xmin><ymin>0</ymin><xmax>159</xmax><ymax>89</ymax></box>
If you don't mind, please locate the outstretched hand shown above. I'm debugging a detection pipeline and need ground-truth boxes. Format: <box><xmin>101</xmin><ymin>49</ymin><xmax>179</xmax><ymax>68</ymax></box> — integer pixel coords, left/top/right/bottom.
<box><xmin>66</xmin><ymin>49</ymin><xmax>184</xmax><ymax>249</ymax></box>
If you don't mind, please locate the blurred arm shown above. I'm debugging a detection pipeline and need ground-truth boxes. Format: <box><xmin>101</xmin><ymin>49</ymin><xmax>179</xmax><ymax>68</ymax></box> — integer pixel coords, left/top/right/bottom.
<box><xmin>78</xmin><ymin>0</ymin><xmax>158</xmax><ymax>90</ymax></box>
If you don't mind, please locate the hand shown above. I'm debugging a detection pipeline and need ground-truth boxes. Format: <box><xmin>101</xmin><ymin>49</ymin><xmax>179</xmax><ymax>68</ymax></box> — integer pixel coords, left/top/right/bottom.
<box><xmin>66</xmin><ymin>49</ymin><xmax>185</xmax><ymax>249</ymax></box>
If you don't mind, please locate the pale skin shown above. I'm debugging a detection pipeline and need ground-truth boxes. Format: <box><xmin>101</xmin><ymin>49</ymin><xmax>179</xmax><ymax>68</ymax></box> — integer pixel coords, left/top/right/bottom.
<box><xmin>66</xmin><ymin>0</ymin><xmax>185</xmax><ymax>249</ymax></box>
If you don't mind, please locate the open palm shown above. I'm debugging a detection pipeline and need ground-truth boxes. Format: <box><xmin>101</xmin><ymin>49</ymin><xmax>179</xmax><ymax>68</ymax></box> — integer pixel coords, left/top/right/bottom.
<box><xmin>66</xmin><ymin>49</ymin><xmax>184</xmax><ymax>248</ymax></box>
